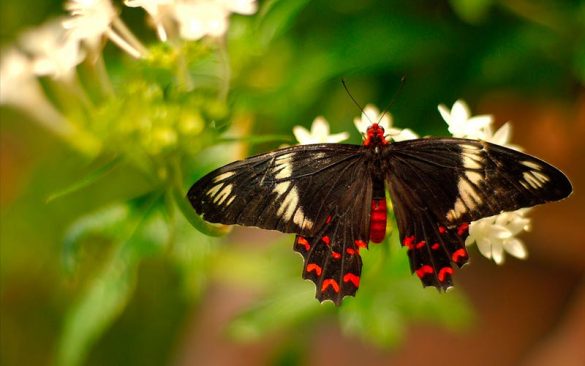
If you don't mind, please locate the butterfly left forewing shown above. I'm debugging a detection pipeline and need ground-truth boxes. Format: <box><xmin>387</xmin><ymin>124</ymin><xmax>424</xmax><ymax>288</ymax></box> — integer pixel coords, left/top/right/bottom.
<box><xmin>188</xmin><ymin>144</ymin><xmax>367</xmax><ymax>236</ymax></box>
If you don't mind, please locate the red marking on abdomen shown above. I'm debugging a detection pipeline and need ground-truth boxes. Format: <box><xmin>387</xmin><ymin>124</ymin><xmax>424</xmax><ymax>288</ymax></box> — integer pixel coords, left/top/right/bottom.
<box><xmin>307</xmin><ymin>263</ymin><xmax>322</xmax><ymax>276</ymax></box>
<box><xmin>415</xmin><ymin>265</ymin><xmax>434</xmax><ymax>279</ymax></box>
<box><xmin>369</xmin><ymin>199</ymin><xmax>387</xmax><ymax>243</ymax></box>
<box><xmin>451</xmin><ymin>248</ymin><xmax>467</xmax><ymax>263</ymax></box>
<box><xmin>321</xmin><ymin>279</ymin><xmax>340</xmax><ymax>293</ymax></box>
<box><xmin>438</xmin><ymin>267</ymin><xmax>454</xmax><ymax>282</ymax></box>
<box><xmin>297</xmin><ymin>237</ymin><xmax>310</xmax><ymax>251</ymax></box>
<box><xmin>343</xmin><ymin>273</ymin><xmax>360</xmax><ymax>287</ymax></box>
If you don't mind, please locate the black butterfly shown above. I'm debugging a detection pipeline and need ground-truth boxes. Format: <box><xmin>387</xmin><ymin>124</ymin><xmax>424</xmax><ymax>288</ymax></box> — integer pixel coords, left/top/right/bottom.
<box><xmin>187</xmin><ymin>123</ymin><xmax>572</xmax><ymax>305</ymax></box>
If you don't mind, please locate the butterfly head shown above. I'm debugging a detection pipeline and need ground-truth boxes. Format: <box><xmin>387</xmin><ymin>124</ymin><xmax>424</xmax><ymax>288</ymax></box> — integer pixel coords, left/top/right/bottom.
<box><xmin>364</xmin><ymin>123</ymin><xmax>389</xmax><ymax>147</ymax></box>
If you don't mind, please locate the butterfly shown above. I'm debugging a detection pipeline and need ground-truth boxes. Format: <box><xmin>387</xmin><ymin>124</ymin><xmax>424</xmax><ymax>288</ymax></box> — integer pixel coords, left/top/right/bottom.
<box><xmin>187</xmin><ymin>122</ymin><xmax>572</xmax><ymax>305</ymax></box>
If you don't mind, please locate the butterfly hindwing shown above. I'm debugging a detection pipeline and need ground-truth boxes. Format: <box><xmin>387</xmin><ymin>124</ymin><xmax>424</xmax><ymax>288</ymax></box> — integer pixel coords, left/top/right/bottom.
<box><xmin>293</xmin><ymin>182</ymin><xmax>372</xmax><ymax>305</ymax></box>
<box><xmin>188</xmin><ymin>144</ymin><xmax>367</xmax><ymax>237</ymax></box>
<box><xmin>384</xmin><ymin>137</ymin><xmax>572</xmax><ymax>288</ymax></box>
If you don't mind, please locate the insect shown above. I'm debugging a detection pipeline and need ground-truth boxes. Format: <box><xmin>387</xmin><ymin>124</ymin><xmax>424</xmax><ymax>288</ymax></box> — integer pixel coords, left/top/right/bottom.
<box><xmin>187</xmin><ymin>122</ymin><xmax>572</xmax><ymax>305</ymax></box>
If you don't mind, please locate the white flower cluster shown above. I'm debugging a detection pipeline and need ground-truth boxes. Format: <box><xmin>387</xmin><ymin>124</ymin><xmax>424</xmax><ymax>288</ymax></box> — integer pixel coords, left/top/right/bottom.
<box><xmin>126</xmin><ymin>0</ymin><xmax>257</xmax><ymax>41</ymax></box>
<box><xmin>293</xmin><ymin>99</ymin><xmax>531</xmax><ymax>265</ymax></box>
<box><xmin>0</xmin><ymin>0</ymin><xmax>257</xmax><ymax>141</ymax></box>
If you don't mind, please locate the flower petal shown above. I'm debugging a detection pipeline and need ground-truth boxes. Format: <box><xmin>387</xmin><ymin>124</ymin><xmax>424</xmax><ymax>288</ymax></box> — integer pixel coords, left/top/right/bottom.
<box><xmin>491</xmin><ymin>242</ymin><xmax>505</xmax><ymax>265</ymax></box>
<box><xmin>292</xmin><ymin>126</ymin><xmax>313</xmax><ymax>145</ymax></box>
<box><xmin>311</xmin><ymin>116</ymin><xmax>330</xmax><ymax>137</ymax></box>
<box><xmin>503</xmin><ymin>238</ymin><xmax>528</xmax><ymax>259</ymax></box>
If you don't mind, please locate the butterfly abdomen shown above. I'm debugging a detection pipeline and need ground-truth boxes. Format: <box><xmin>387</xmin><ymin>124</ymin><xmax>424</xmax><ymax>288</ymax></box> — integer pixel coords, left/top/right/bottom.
<box><xmin>369</xmin><ymin>199</ymin><xmax>387</xmax><ymax>243</ymax></box>
<box><xmin>369</xmin><ymin>176</ymin><xmax>387</xmax><ymax>243</ymax></box>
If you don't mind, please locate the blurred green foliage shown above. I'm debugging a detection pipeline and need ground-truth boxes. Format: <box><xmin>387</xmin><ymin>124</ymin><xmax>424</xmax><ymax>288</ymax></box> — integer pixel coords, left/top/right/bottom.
<box><xmin>1</xmin><ymin>1</ymin><xmax>583</xmax><ymax>366</ymax></box>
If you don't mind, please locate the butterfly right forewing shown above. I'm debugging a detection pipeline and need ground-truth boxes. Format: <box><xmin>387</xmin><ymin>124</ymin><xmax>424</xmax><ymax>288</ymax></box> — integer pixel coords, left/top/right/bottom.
<box><xmin>383</xmin><ymin>138</ymin><xmax>572</xmax><ymax>288</ymax></box>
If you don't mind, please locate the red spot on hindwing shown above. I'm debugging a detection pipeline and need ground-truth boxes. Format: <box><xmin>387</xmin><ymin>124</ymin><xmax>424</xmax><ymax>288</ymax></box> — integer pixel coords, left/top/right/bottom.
<box><xmin>354</xmin><ymin>240</ymin><xmax>367</xmax><ymax>248</ymax></box>
<box><xmin>321</xmin><ymin>236</ymin><xmax>331</xmax><ymax>246</ymax></box>
<box><xmin>332</xmin><ymin>251</ymin><xmax>341</xmax><ymax>260</ymax></box>
<box><xmin>369</xmin><ymin>199</ymin><xmax>387</xmax><ymax>243</ymax></box>
<box><xmin>438</xmin><ymin>267</ymin><xmax>454</xmax><ymax>282</ymax></box>
<box><xmin>415</xmin><ymin>240</ymin><xmax>426</xmax><ymax>249</ymax></box>
<box><xmin>325</xmin><ymin>215</ymin><xmax>332</xmax><ymax>224</ymax></box>
<box><xmin>307</xmin><ymin>263</ymin><xmax>322</xmax><ymax>276</ymax></box>
<box><xmin>415</xmin><ymin>265</ymin><xmax>434</xmax><ymax>279</ymax></box>
<box><xmin>346</xmin><ymin>248</ymin><xmax>357</xmax><ymax>255</ymax></box>
<box><xmin>457</xmin><ymin>223</ymin><xmax>470</xmax><ymax>236</ymax></box>
<box><xmin>451</xmin><ymin>248</ymin><xmax>468</xmax><ymax>263</ymax></box>
<box><xmin>403</xmin><ymin>235</ymin><xmax>416</xmax><ymax>249</ymax></box>
<box><xmin>343</xmin><ymin>273</ymin><xmax>360</xmax><ymax>287</ymax></box>
<box><xmin>438</xmin><ymin>226</ymin><xmax>447</xmax><ymax>234</ymax></box>
<box><xmin>431</xmin><ymin>243</ymin><xmax>440</xmax><ymax>250</ymax></box>
<box><xmin>297</xmin><ymin>236</ymin><xmax>310</xmax><ymax>251</ymax></box>
<box><xmin>321</xmin><ymin>279</ymin><xmax>340</xmax><ymax>293</ymax></box>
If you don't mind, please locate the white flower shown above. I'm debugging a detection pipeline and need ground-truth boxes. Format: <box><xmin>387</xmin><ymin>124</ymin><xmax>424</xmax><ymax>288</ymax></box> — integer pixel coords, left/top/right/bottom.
<box><xmin>175</xmin><ymin>1</ymin><xmax>228</xmax><ymax>40</ymax></box>
<box><xmin>482</xmin><ymin>122</ymin><xmax>523</xmax><ymax>151</ymax></box>
<box><xmin>63</xmin><ymin>0</ymin><xmax>117</xmax><ymax>47</ymax></box>
<box><xmin>438</xmin><ymin>99</ymin><xmax>493</xmax><ymax>139</ymax></box>
<box><xmin>64</xmin><ymin>0</ymin><xmax>146</xmax><ymax>58</ymax></box>
<box><xmin>124</xmin><ymin>0</ymin><xmax>174</xmax><ymax>41</ymax></box>
<box><xmin>173</xmin><ymin>0</ymin><xmax>257</xmax><ymax>40</ymax></box>
<box><xmin>0</xmin><ymin>48</ymin><xmax>71</xmax><ymax>136</ymax></box>
<box><xmin>353</xmin><ymin>104</ymin><xmax>418</xmax><ymax>142</ymax></box>
<box><xmin>293</xmin><ymin>117</ymin><xmax>349</xmax><ymax>144</ymax></box>
<box><xmin>19</xmin><ymin>18</ymin><xmax>85</xmax><ymax>81</ymax></box>
<box><xmin>466</xmin><ymin>208</ymin><xmax>531</xmax><ymax>265</ymax></box>
<box><xmin>217</xmin><ymin>0</ymin><xmax>257</xmax><ymax>14</ymax></box>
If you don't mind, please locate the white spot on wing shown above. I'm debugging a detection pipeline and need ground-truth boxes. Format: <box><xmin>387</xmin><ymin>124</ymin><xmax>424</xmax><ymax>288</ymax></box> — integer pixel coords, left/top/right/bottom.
<box><xmin>213</xmin><ymin>171</ymin><xmax>235</xmax><ymax>183</ymax></box>
<box><xmin>522</xmin><ymin>160</ymin><xmax>541</xmax><ymax>170</ymax></box>
<box><xmin>226</xmin><ymin>195</ymin><xmax>236</xmax><ymax>206</ymax></box>
<box><xmin>523</xmin><ymin>171</ymin><xmax>546</xmax><ymax>189</ymax></box>
<box><xmin>447</xmin><ymin>145</ymin><xmax>485</xmax><ymax>222</ymax></box>
<box><xmin>206</xmin><ymin>184</ymin><xmax>223</xmax><ymax>197</ymax></box>
<box><xmin>213</xmin><ymin>184</ymin><xmax>233</xmax><ymax>205</ymax></box>
<box><xmin>466</xmin><ymin>171</ymin><xmax>483</xmax><ymax>185</ymax></box>
<box><xmin>274</xmin><ymin>155</ymin><xmax>293</xmax><ymax>179</ymax></box>
<box><xmin>532</xmin><ymin>171</ymin><xmax>550</xmax><ymax>183</ymax></box>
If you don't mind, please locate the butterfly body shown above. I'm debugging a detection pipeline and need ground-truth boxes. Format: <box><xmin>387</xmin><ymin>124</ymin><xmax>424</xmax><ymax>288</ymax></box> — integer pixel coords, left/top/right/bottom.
<box><xmin>188</xmin><ymin>123</ymin><xmax>572</xmax><ymax>305</ymax></box>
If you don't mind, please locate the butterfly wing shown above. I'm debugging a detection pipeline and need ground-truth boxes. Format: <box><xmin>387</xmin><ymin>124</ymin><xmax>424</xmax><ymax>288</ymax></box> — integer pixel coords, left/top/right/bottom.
<box><xmin>187</xmin><ymin>144</ymin><xmax>371</xmax><ymax>237</ymax></box>
<box><xmin>189</xmin><ymin>144</ymin><xmax>374</xmax><ymax>304</ymax></box>
<box><xmin>293</xmin><ymin>186</ymin><xmax>372</xmax><ymax>305</ymax></box>
<box><xmin>384</xmin><ymin>137</ymin><xmax>572</xmax><ymax>289</ymax></box>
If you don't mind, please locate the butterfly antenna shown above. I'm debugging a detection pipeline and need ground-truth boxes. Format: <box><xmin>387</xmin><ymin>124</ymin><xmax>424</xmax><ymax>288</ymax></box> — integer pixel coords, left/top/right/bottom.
<box><xmin>377</xmin><ymin>75</ymin><xmax>407</xmax><ymax>124</ymax></box>
<box><xmin>342</xmin><ymin>79</ymin><xmax>371</xmax><ymax>124</ymax></box>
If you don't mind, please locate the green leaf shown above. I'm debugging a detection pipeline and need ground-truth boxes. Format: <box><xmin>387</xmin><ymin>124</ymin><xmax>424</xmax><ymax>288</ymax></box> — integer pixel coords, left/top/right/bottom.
<box><xmin>62</xmin><ymin>204</ymin><xmax>130</xmax><ymax>273</ymax></box>
<box><xmin>56</xmin><ymin>242</ymin><xmax>141</xmax><ymax>366</ymax></box>
<box><xmin>56</xmin><ymin>195</ymin><xmax>164</xmax><ymax>366</ymax></box>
